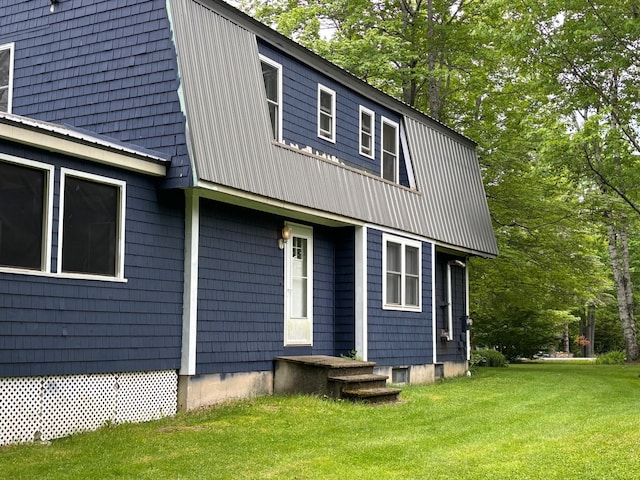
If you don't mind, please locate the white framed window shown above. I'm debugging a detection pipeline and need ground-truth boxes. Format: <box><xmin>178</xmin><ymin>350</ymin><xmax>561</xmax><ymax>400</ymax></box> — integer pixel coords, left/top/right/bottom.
<box><xmin>359</xmin><ymin>106</ymin><xmax>375</xmax><ymax>158</ymax></box>
<box><xmin>0</xmin><ymin>155</ymin><xmax>54</xmax><ymax>273</ymax></box>
<box><xmin>260</xmin><ymin>55</ymin><xmax>282</xmax><ymax>142</ymax></box>
<box><xmin>284</xmin><ymin>223</ymin><xmax>314</xmax><ymax>346</ymax></box>
<box><xmin>317</xmin><ymin>84</ymin><xmax>336</xmax><ymax>142</ymax></box>
<box><xmin>0</xmin><ymin>42</ymin><xmax>15</xmax><ymax>113</ymax></box>
<box><xmin>382</xmin><ymin>233</ymin><xmax>421</xmax><ymax>311</ymax></box>
<box><xmin>381</xmin><ymin>117</ymin><xmax>399</xmax><ymax>182</ymax></box>
<box><xmin>58</xmin><ymin>168</ymin><xmax>126</xmax><ymax>279</ymax></box>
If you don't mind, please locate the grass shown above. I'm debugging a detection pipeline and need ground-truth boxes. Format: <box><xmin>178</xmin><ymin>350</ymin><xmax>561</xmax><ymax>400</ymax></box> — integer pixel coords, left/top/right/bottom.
<box><xmin>2</xmin><ymin>363</ymin><xmax>640</xmax><ymax>479</ymax></box>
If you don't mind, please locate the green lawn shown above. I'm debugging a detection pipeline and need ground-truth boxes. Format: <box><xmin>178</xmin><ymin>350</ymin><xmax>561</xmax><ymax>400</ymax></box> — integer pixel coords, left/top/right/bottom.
<box><xmin>2</xmin><ymin>363</ymin><xmax>640</xmax><ymax>479</ymax></box>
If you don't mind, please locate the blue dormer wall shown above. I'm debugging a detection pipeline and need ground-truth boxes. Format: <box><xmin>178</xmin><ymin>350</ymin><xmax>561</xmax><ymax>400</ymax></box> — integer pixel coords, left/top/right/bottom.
<box><xmin>258</xmin><ymin>43</ymin><xmax>409</xmax><ymax>186</ymax></box>
<box><xmin>0</xmin><ymin>0</ymin><xmax>190</xmax><ymax>187</ymax></box>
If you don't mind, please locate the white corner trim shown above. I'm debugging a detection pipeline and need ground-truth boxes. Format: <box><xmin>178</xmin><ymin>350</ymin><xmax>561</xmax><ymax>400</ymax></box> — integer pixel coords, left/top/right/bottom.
<box><xmin>465</xmin><ymin>261</ymin><xmax>470</xmax><ymax>361</ymax></box>
<box><xmin>355</xmin><ymin>226</ymin><xmax>368</xmax><ymax>361</ymax></box>
<box><xmin>432</xmin><ymin>243</ymin><xmax>437</xmax><ymax>364</ymax></box>
<box><xmin>181</xmin><ymin>190</ymin><xmax>199</xmax><ymax>375</ymax></box>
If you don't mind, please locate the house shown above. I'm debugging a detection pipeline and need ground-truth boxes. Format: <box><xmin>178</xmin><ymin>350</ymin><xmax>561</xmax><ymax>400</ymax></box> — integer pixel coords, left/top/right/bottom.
<box><xmin>0</xmin><ymin>0</ymin><xmax>497</xmax><ymax>445</ymax></box>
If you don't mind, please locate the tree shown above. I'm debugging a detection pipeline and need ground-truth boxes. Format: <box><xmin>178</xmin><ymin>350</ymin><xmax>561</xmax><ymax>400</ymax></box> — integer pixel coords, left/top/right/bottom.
<box><xmin>509</xmin><ymin>0</ymin><xmax>640</xmax><ymax>359</ymax></box>
<box><xmin>240</xmin><ymin>0</ymin><xmax>481</xmax><ymax>122</ymax></box>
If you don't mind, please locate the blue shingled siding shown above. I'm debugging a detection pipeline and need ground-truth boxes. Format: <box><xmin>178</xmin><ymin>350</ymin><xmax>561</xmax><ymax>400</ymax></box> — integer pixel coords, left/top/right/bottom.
<box><xmin>366</xmin><ymin>229</ymin><xmax>433</xmax><ymax>366</ymax></box>
<box><xmin>196</xmin><ymin>200</ymin><xmax>335</xmax><ymax>375</ymax></box>
<box><xmin>258</xmin><ymin>43</ymin><xmax>409</xmax><ymax>186</ymax></box>
<box><xmin>312</xmin><ymin>226</ymin><xmax>336</xmax><ymax>354</ymax></box>
<box><xmin>334</xmin><ymin>227</ymin><xmax>356</xmax><ymax>356</ymax></box>
<box><xmin>0</xmin><ymin>0</ymin><xmax>190</xmax><ymax>187</ymax></box>
<box><xmin>435</xmin><ymin>252</ymin><xmax>467</xmax><ymax>363</ymax></box>
<box><xmin>0</xmin><ymin>142</ymin><xmax>185</xmax><ymax>377</ymax></box>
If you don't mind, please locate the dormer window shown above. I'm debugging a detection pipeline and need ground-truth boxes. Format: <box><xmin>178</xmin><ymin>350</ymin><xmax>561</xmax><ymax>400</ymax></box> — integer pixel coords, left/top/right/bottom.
<box><xmin>317</xmin><ymin>84</ymin><xmax>336</xmax><ymax>142</ymax></box>
<box><xmin>359</xmin><ymin>106</ymin><xmax>375</xmax><ymax>158</ymax></box>
<box><xmin>381</xmin><ymin>117</ymin><xmax>399</xmax><ymax>182</ymax></box>
<box><xmin>260</xmin><ymin>56</ymin><xmax>282</xmax><ymax>142</ymax></box>
<box><xmin>0</xmin><ymin>43</ymin><xmax>14</xmax><ymax>113</ymax></box>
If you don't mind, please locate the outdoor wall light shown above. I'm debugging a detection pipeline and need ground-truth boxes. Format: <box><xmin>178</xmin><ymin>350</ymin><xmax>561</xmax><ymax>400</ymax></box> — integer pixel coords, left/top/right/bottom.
<box><xmin>50</xmin><ymin>0</ymin><xmax>59</xmax><ymax>13</ymax></box>
<box><xmin>448</xmin><ymin>259</ymin><xmax>466</xmax><ymax>268</ymax></box>
<box><xmin>278</xmin><ymin>225</ymin><xmax>292</xmax><ymax>250</ymax></box>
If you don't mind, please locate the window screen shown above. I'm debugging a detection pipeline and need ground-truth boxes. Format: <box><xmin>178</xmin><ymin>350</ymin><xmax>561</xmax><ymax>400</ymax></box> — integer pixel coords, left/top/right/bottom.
<box><xmin>261</xmin><ymin>60</ymin><xmax>280</xmax><ymax>140</ymax></box>
<box><xmin>318</xmin><ymin>87</ymin><xmax>335</xmax><ymax>140</ymax></box>
<box><xmin>386</xmin><ymin>241</ymin><xmax>402</xmax><ymax>305</ymax></box>
<box><xmin>0</xmin><ymin>45</ymin><xmax>12</xmax><ymax>113</ymax></box>
<box><xmin>62</xmin><ymin>175</ymin><xmax>119</xmax><ymax>276</ymax></box>
<box><xmin>360</xmin><ymin>109</ymin><xmax>373</xmax><ymax>157</ymax></box>
<box><xmin>382</xmin><ymin>121</ymin><xmax>397</xmax><ymax>182</ymax></box>
<box><xmin>0</xmin><ymin>161</ymin><xmax>46</xmax><ymax>269</ymax></box>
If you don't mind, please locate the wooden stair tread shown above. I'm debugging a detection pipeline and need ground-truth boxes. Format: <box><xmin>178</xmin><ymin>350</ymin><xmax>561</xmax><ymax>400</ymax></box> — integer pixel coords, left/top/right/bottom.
<box><xmin>342</xmin><ymin>387</ymin><xmax>402</xmax><ymax>397</ymax></box>
<box><xmin>328</xmin><ymin>374</ymin><xmax>388</xmax><ymax>383</ymax></box>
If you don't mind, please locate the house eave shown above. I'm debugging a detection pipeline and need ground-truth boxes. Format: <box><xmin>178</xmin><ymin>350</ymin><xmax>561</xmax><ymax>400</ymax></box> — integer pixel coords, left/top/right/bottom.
<box><xmin>0</xmin><ymin>113</ymin><xmax>169</xmax><ymax>177</ymax></box>
<box><xmin>194</xmin><ymin>180</ymin><xmax>361</xmax><ymax>228</ymax></box>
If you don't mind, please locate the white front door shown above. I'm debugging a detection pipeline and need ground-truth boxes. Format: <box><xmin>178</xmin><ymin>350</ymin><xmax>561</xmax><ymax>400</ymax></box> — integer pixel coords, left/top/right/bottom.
<box><xmin>284</xmin><ymin>223</ymin><xmax>313</xmax><ymax>346</ymax></box>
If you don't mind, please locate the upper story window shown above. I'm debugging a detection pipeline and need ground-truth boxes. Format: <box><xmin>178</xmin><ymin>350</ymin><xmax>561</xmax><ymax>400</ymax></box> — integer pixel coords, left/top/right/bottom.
<box><xmin>317</xmin><ymin>84</ymin><xmax>336</xmax><ymax>143</ymax></box>
<box><xmin>381</xmin><ymin>117</ymin><xmax>399</xmax><ymax>182</ymax></box>
<box><xmin>359</xmin><ymin>106</ymin><xmax>375</xmax><ymax>158</ymax></box>
<box><xmin>58</xmin><ymin>169</ymin><xmax>126</xmax><ymax>278</ymax></box>
<box><xmin>0</xmin><ymin>43</ymin><xmax>14</xmax><ymax>113</ymax></box>
<box><xmin>0</xmin><ymin>156</ymin><xmax>53</xmax><ymax>272</ymax></box>
<box><xmin>260</xmin><ymin>56</ymin><xmax>282</xmax><ymax>142</ymax></box>
<box><xmin>383</xmin><ymin>233</ymin><xmax>421</xmax><ymax>311</ymax></box>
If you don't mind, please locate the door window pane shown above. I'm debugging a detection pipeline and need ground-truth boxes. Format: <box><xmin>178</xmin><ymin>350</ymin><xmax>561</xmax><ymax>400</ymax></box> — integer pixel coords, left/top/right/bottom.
<box><xmin>291</xmin><ymin>237</ymin><xmax>308</xmax><ymax>317</ymax></box>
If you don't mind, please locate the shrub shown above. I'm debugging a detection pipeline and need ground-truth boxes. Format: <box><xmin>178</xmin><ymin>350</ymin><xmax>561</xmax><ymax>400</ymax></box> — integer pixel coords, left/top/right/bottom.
<box><xmin>596</xmin><ymin>351</ymin><xmax>627</xmax><ymax>365</ymax></box>
<box><xmin>472</xmin><ymin>349</ymin><xmax>508</xmax><ymax>367</ymax></box>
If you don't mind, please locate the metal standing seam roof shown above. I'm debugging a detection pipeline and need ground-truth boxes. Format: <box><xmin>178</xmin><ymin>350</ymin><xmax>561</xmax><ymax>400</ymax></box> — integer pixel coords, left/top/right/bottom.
<box><xmin>0</xmin><ymin>112</ymin><xmax>171</xmax><ymax>165</ymax></box>
<box><xmin>167</xmin><ymin>0</ymin><xmax>498</xmax><ymax>257</ymax></box>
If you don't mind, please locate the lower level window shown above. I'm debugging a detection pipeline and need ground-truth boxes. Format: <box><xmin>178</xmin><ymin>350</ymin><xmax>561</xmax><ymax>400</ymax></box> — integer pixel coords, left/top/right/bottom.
<box><xmin>383</xmin><ymin>233</ymin><xmax>421</xmax><ymax>310</ymax></box>
<box><xmin>59</xmin><ymin>169</ymin><xmax>125</xmax><ymax>277</ymax></box>
<box><xmin>0</xmin><ymin>157</ymin><xmax>52</xmax><ymax>271</ymax></box>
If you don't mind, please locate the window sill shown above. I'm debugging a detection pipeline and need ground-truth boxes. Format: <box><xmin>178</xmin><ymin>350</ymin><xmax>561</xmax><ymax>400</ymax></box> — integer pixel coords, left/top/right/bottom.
<box><xmin>0</xmin><ymin>267</ymin><xmax>128</xmax><ymax>283</ymax></box>
<box><xmin>382</xmin><ymin>304</ymin><xmax>422</xmax><ymax>313</ymax></box>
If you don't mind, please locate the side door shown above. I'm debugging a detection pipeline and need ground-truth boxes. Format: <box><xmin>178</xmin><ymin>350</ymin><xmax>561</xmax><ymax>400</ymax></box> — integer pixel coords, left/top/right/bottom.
<box><xmin>284</xmin><ymin>223</ymin><xmax>313</xmax><ymax>346</ymax></box>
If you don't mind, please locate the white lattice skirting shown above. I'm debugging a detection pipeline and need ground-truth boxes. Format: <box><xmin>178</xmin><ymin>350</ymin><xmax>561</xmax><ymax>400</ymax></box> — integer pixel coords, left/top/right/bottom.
<box><xmin>0</xmin><ymin>370</ymin><xmax>177</xmax><ymax>446</ymax></box>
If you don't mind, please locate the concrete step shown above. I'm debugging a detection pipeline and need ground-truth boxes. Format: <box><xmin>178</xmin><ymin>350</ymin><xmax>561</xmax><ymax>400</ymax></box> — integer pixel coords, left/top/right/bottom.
<box><xmin>273</xmin><ymin>355</ymin><xmax>402</xmax><ymax>404</ymax></box>
<box><xmin>328</xmin><ymin>374</ymin><xmax>389</xmax><ymax>396</ymax></box>
<box><xmin>342</xmin><ymin>387</ymin><xmax>402</xmax><ymax>404</ymax></box>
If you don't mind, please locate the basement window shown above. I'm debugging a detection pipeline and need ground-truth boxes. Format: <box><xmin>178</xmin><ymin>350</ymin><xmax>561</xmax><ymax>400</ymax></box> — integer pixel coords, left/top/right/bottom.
<box><xmin>392</xmin><ymin>367</ymin><xmax>409</xmax><ymax>385</ymax></box>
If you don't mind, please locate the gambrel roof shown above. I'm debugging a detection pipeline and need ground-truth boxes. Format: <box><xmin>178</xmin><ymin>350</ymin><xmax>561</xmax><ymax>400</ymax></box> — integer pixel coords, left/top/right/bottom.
<box><xmin>168</xmin><ymin>0</ymin><xmax>498</xmax><ymax>257</ymax></box>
